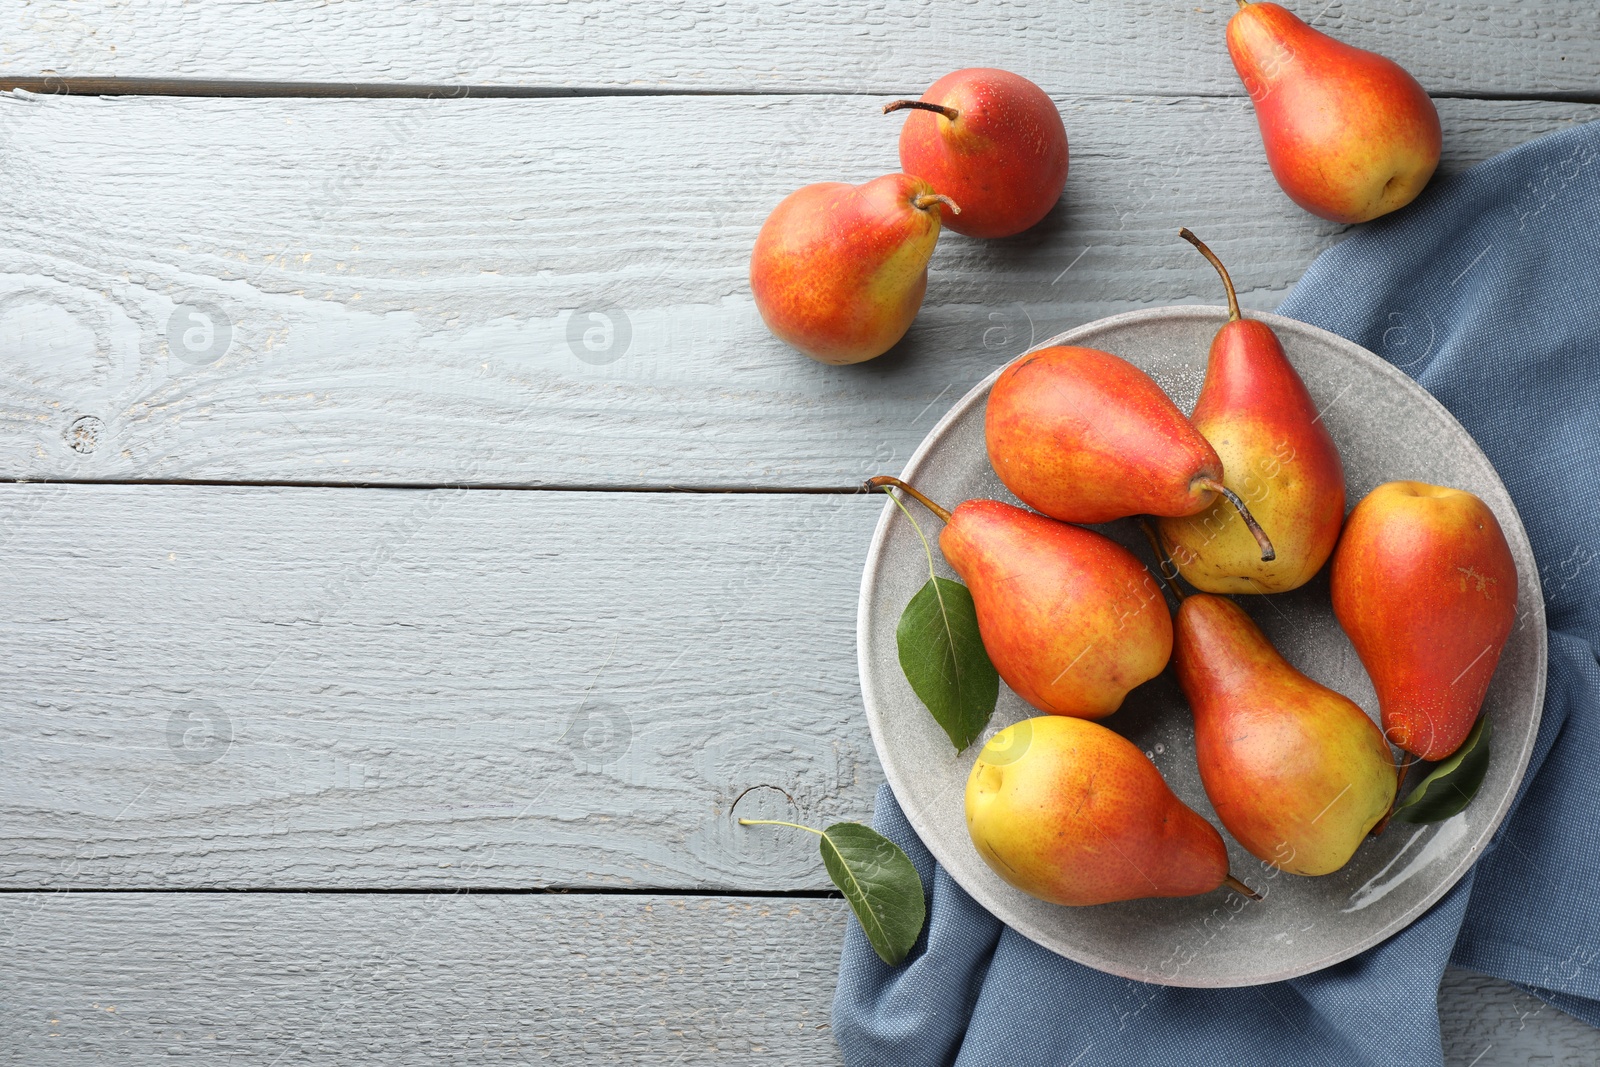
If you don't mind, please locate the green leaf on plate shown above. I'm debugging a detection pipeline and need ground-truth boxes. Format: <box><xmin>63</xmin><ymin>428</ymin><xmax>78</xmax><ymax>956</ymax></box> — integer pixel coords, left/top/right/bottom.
<box><xmin>1391</xmin><ymin>715</ymin><xmax>1493</xmax><ymax>825</ymax></box>
<box><xmin>738</xmin><ymin>818</ymin><xmax>927</xmax><ymax>967</ymax></box>
<box><xmin>896</xmin><ymin>576</ymin><xmax>999</xmax><ymax>750</ymax></box>
<box><xmin>818</xmin><ymin>822</ymin><xmax>928</xmax><ymax>967</ymax></box>
<box><xmin>874</xmin><ymin>483</ymin><xmax>998</xmax><ymax>751</ymax></box>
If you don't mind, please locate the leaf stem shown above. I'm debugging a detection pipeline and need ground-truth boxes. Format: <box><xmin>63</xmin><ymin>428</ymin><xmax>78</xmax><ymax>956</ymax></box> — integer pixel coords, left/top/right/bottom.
<box><xmin>881</xmin><ymin>489</ymin><xmax>967</xmax><ymax>705</ymax></box>
<box><xmin>738</xmin><ymin>818</ymin><xmax>823</xmax><ymax>836</ymax></box>
<box><xmin>880</xmin><ymin>487</ymin><xmax>942</xmax><ymax>588</ymax></box>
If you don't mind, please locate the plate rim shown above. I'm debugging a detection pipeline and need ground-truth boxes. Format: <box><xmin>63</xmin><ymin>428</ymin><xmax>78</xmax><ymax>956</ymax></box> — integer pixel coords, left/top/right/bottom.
<box><xmin>856</xmin><ymin>304</ymin><xmax>1549</xmax><ymax>987</ymax></box>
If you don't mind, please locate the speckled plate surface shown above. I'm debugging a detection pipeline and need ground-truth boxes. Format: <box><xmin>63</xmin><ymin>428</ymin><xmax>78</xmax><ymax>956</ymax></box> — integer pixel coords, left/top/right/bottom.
<box><xmin>858</xmin><ymin>306</ymin><xmax>1546</xmax><ymax>988</ymax></box>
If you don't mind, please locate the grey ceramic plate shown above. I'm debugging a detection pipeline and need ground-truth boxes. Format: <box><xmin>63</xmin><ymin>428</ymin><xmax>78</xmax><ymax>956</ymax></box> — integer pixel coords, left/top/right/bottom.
<box><xmin>858</xmin><ymin>306</ymin><xmax>1546</xmax><ymax>988</ymax></box>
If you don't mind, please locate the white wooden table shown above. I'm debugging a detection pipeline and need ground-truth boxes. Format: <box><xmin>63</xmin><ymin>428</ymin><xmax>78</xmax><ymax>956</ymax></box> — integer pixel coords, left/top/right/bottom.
<box><xmin>1</xmin><ymin>3</ymin><xmax>1597</xmax><ymax>1062</ymax></box>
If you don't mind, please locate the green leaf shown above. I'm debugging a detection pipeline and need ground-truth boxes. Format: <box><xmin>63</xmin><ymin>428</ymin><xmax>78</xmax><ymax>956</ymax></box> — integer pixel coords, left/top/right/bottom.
<box><xmin>739</xmin><ymin>818</ymin><xmax>929</xmax><ymax>967</ymax></box>
<box><xmin>896</xmin><ymin>576</ymin><xmax>1000</xmax><ymax>750</ymax></box>
<box><xmin>818</xmin><ymin>822</ymin><xmax>928</xmax><ymax>967</ymax></box>
<box><xmin>1391</xmin><ymin>715</ymin><xmax>1493</xmax><ymax>824</ymax></box>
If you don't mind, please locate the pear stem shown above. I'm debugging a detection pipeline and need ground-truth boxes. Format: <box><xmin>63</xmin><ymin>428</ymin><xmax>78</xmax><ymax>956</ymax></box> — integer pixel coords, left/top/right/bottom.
<box><xmin>883</xmin><ymin>99</ymin><xmax>961</xmax><ymax>122</ymax></box>
<box><xmin>865</xmin><ymin>476</ymin><xmax>953</xmax><ymax>524</ymax></box>
<box><xmin>1195</xmin><ymin>479</ymin><xmax>1275</xmax><ymax>561</ymax></box>
<box><xmin>1139</xmin><ymin>518</ymin><xmax>1187</xmax><ymax>603</ymax></box>
<box><xmin>1225</xmin><ymin>874</ymin><xmax>1263</xmax><ymax>901</ymax></box>
<box><xmin>912</xmin><ymin>192</ymin><xmax>961</xmax><ymax>215</ymax></box>
<box><xmin>1179</xmin><ymin>228</ymin><xmax>1241</xmax><ymax>322</ymax></box>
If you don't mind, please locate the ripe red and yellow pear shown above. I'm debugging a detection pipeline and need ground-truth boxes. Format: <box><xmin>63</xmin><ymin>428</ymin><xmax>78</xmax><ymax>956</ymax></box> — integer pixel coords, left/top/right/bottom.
<box><xmin>1175</xmin><ymin>594</ymin><xmax>1395</xmax><ymax>876</ymax></box>
<box><xmin>938</xmin><ymin>498</ymin><xmax>1172</xmax><ymax>718</ymax></box>
<box><xmin>887</xmin><ymin>68</ymin><xmax>1069</xmax><ymax>239</ymax></box>
<box><xmin>1158</xmin><ymin>231</ymin><xmax>1346</xmax><ymax>594</ymax></box>
<box><xmin>1228</xmin><ymin>1</ymin><xmax>1441</xmax><ymax>224</ymax></box>
<box><xmin>985</xmin><ymin>345</ymin><xmax>1275</xmax><ymax>560</ymax></box>
<box><xmin>1331</xmin><ymin>482</ymin><xmax>1517</xmax><ymax>761</ymax></box>
<box><xmin>749</xmin><ymin>173</ymin><xmax>957</xmax><ymax>364</ymax></box>
<box><xmin>966</xmin><ymin>716</ymin><xmax>1248</xmax><ymax>906</ymax></box>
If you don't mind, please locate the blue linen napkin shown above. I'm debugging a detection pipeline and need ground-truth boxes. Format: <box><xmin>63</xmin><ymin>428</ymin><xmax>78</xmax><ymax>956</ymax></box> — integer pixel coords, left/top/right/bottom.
<box><xmin>835</xmin><ymin>119</ymin><xmax>1600</xmax><ymax>1066</ymax></box>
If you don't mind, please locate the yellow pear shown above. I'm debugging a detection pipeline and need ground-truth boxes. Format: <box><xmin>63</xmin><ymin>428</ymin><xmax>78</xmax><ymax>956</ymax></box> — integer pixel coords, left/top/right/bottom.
<box><xmin>966</xmin><ymin>716</ymin><xmax>1255</xmax><ymax>905</ymax></box>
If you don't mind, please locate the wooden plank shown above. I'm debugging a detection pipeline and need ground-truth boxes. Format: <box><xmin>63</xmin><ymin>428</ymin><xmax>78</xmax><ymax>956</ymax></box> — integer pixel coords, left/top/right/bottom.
<box><xmin>1441</xmin><ymin>971</ymin><xmax>1600</xmax><ymax>1066</ymax></box>
<box><xmin>0</xmin><ymin>93</ymin><xmax>1593</xmax><ymax>489</ymax></box>
<box><xmin>2</xmin><ymin>1</ymin><xmax>1595</xmax><ymax>97</ymax></box>
<box><xmin>0</xmin><ymin>484</ymin><xmax>883</xmax><ymax>890</ymax></box>
<box><xmin>0</xmin><ymin>892</ymin><xmax>1592</xmax><ymax>1063</ymax></box>
<box><xmin>0</xmin><ymin>892</ymin><xmax>850</xmax><ymax>1064</ymax></box>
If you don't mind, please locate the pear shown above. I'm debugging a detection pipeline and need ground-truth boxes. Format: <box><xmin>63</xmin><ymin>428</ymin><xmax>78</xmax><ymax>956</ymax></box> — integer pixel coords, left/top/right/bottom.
<box><xmin>870</xmin><ymin>477</ymin><xmax>1172</xmax><ymax>718</ymax></box>
<box><xmin>1175</xmin><ymin>594</ymin><xmax>1395</xmax><ymax>876</ymax></box>
<box><xmin>1228</xmin><ymin>1</ymin><xmax>1441</xmax><ymax>224</ymax></box>
<box><xmin>885</xmin><ymin>68</ymin><xmax>1069</xmax><ymax>239</ymax></box>
<box><xmin>1331</xmin><ymin>482</ymin><xmax>1517</xmax><ymax>761</ymax></box>
<box><xmin>749</xmin><ymin>173</ymin><xmax>958</xmax><ymax>364</ymax></box>
<box><xmin>1157</xmin><ymin>230</ymin><xmax>1346</xmax><ymax>594</ymax></box>
<box><xmin>985</xmin><ymin>345</ymin><xmax>1275</xmax><ymax>560</ymax></box>
<box><xmin>966</xmin><ymin>716</ymin><xmax>1257</xmax><ymax>906</ymax></box>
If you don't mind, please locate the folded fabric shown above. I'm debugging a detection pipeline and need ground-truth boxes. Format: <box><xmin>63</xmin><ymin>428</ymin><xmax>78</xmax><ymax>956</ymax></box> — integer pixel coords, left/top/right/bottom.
<box><xmin>834</xmin><ymin>119</ymin><xmax>1600</xmax><ymax>1066</ymax></box>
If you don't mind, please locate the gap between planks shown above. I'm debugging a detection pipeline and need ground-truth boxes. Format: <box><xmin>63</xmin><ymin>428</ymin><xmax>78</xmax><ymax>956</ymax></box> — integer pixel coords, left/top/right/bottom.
<box><xmin>0</xmin><ymin>885</ymin><xmax>843</xmax><ymax>898</ymax></box>
<box><xmin>0</xmin><ymin>477</ymin><xmax>869</xmax><ymax>494</ymax></box>
<box><xmin>5</xmin><ymin>78</ymin><xmax>1600</xmax><ymax>105</ymax></box>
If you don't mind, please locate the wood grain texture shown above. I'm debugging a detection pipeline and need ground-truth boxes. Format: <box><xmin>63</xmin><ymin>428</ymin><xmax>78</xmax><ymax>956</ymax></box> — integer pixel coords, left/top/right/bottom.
<box><xmin>2</xmin><ymin>1</ymin><xmax>1596</xmax><ymax>96</ymax></box>
<box><xmin>0</xmin><ymin>93</ymin><xmax>1593</xmax><ymax>489</ymax></box>
<box><xmin>1</xmin><ymin>9</ymin><xmax>1596</xmax><ymax>1054</ymax></box>
<box><xmin>0</xmin><ymin>892</ymin><xmax>850</xmax><ymax>1065</ymax></box>
<box><xmin>0</xmin><ymin>893</ymin><xmax>1593</xmax><ymax>1064</ymax></box>
<box><xmin>1441</xmin><ymin>970</ymin><xmax>1600</xmax><ymax>1066</ymax></box>
<box><xmin>0</xmin><ymin>484</ymin><xmax>883</xmax><ymax>890</ymax></box>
